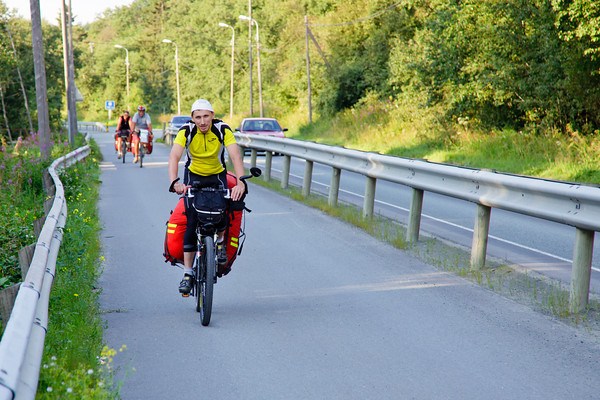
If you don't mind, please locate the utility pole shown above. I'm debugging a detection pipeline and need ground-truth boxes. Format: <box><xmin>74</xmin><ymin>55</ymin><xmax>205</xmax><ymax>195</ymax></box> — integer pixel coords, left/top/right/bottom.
<box><xmin>30</xmin><ymin>0</ymin><xmax>51</xmax><ymax>159</ymax></box>
<box><xmin>61</xmin><ymin>0</ymin><xmax>77</xmax><ymax>145</ymax></box>
<box><xmin>305</xmin><ymin>16</ymin><xmax>312</xmax><ymax>124</ymax></box>
<box><xmin>248</xmin><ymin>0</ymin><xmax>253</xmax><ymax>116</ymax></box>
<box><xmin>68</xmin><ymin>0</ymin><xmax>77</xmax><ymax>142</ymax></box>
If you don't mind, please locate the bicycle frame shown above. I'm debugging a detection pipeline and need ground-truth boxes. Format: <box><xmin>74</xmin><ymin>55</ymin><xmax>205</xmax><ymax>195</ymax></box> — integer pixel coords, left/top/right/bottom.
<box><xmin>187</xmin><ymin>185</ymin><xmax>229</xmax><ymax>326</ymax></box>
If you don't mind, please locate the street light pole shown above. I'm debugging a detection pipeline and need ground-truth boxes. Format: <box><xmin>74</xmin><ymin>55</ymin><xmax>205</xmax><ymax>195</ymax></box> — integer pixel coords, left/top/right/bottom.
<box><xmin>114</xmin><ymin>44</ymin><xmax>129</xmax><ymax>97</ymax></box>
<box><xmin>219</xmin><ymin>22</ymin><xmax>235</xmax><ymax>119</ymax></box>
<box><xmin>162</xmin><ymin>39</ymin><xmax>181</xmax><ymax>115</ymax></box>
<box><xmin>239</xmin><ymin>15</ymin><xmax>263</xmax><ymax>117</ymax></box>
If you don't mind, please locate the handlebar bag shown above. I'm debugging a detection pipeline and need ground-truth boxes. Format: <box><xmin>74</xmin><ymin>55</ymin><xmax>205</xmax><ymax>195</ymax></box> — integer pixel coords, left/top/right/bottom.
<box><xmin>192</xmin><ymin>187</ymin><xmax>227</xmax><ymax>225</ymax></box>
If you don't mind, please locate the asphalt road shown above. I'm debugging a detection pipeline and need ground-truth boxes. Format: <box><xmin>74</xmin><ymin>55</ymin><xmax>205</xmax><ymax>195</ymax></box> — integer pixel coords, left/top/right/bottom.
<box><xmin>255</xmin><ymin>156</ymin><xmax>600</xmax><ymax>294</ymax></box>
<box><xmin>91</xmin><ymin>131</ymin><xmax>600</xmax><ymax>399</ymax></box>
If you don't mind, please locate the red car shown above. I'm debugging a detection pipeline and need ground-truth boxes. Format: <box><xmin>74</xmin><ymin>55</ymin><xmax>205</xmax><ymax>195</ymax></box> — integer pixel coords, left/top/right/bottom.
<box><xmin>236</xmin><ymin>118</ymin><xmax>287</xmax><ymax>138</ymax></box>
<box><xmin>236</xmin><ymin>118</ymin><xmax>287</xmax><ymax>155</ymax></box>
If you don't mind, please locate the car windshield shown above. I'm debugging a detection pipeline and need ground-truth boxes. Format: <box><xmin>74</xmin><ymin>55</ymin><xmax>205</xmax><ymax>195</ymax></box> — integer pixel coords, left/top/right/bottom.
<box><xmin>243</xmin><ymin>119</ymin><xmax>281</xmax><ymax>131</ymax></box>
<box><xmin>172</xmin><ymin>116</ymin><xmax>189</xmax><ymax>125</ymax></box>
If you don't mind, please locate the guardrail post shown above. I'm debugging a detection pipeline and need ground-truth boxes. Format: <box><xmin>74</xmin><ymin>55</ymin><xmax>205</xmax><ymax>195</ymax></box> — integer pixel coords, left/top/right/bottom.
<box><xmin>42</xmin><ymin>169</ymin><xmax>55</xmax><ymax>196</ymax></box>
<box><xmin>569</xmin><ymin>228</ymin><xmax>594</xmax><ymax>313</ymax></box>
<box><xmin>0</xmin><ymin>283</ymin><xmax>20</xmax><ymax>329</ymax></box>
<box><xmin>363</xmin><ymin>176</ymin><xmax>376</xmax><ymax>219</ymax></box>
<box><xmin>470</xmin><ymin>204</ymin><xmax>491</xmax><ymax>270</ymax></box>
<box><xmin>43</xmin><ymin>197</ymin><xmax>54</xmax><ymax>215</ymax></box>
<box><xmin>18</xmin><ymin>244</ymin><xmax>35</xmax><ymax>278</ymax></box>
<box><xmin>33</xmin><ymin>217</ymin><xmax>45</xmax><ymax>238</ymax></box>
<box><xmin>264</xmin><ymin>152</ymin><xmax>273</xmax><ymax>182</ymax></box>
<box><xmin>329</xmin><ymin>167</ymin><xmax>341</xmax><ymax>207</ymax></box>
<box><xmin>281</xmin><ymin>155</ymin><xmax>291</xmax><ymax>189</ymax></box>
<box><xmin>302</xmin><ymin>160</ymin><xmax>314</xmax><ymax>197</ymax></box>
<box><xmin>407</xmin><ymin>188</ymin><xmax>424</xmax><ymax>243</ymax></box>
<box><xmin>250</xmin><ymin>149</ymin><xmax>258</xmax><ymax>168</ymax></box>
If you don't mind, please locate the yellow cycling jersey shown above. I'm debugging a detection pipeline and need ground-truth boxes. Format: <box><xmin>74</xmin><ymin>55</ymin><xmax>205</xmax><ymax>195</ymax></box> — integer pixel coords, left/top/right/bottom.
<box><xmin>174</xmin><ymin>120</ymin><xmax>237</xmax><ymax>176</ymax></box>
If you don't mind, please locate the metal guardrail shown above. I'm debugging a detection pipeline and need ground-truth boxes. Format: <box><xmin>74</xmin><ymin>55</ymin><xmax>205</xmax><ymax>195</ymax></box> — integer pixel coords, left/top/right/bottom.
<box><xmin>77</xmin><ymin>122</ymin><xmax>107</xmax><ymax>132</ymax></box>
<box><xmin>235</xmin><ymin>133</ymin><xmax>600</xmax><ymax>313</ymax></box>
<box><xmin>0</xmin><ymin>146</ymin><xmax>91</xmax><ymax>400</ymax></box>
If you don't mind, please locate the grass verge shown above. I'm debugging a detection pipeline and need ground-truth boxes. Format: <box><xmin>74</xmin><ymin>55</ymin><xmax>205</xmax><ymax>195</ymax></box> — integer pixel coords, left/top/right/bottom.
<box><xmin>14</xmin><ymin>138</ymin><xmax>120</xmax><ymax>399</ymax></box>
<box><xmin>287</xmin><ymin>95</ymin><xmax>600</xmax><ymax>185</ymax></box>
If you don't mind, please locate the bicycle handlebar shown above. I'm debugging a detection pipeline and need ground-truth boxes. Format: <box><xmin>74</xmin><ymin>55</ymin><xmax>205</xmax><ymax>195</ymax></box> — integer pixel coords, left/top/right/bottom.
<box><xmin>168</xmin><ymin>167</ymin><xmax>262</xmax><ymax>195</ymax></box>
<box><xmin>238</xmin><ymin>167</ymin><xmax>262</xmax><ymax>196</ymax></box>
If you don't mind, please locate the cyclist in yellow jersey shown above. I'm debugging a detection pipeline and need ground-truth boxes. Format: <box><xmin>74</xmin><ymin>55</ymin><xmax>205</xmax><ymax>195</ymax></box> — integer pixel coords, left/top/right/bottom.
<box><xmin>168</xmin><ymin>99</ymin><xmax>246</xmax><ymax>295</ymax></box>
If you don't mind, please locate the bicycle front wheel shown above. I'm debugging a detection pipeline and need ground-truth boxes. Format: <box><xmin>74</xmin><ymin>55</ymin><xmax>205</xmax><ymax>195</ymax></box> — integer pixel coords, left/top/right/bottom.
<box><xmin>139</xmin><ymin>143</ymin><xmax>145</xmax><ymax>168</ymax></box>
<box><xmin>198</xmin><ymin>236</ymin><xmax>216</xmax><ymax>326</ymax></box>
<box><xmin>121</xmin><ymin>140</ymin><xmax>126</xmax><ymax>163</ymax></box>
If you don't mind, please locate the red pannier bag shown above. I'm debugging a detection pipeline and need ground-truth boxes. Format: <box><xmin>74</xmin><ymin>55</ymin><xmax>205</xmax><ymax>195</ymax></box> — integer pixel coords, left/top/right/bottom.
<box><xmin>223</xmin><ymin>172</ymin><xmax>244</xmax><ymax>271</ymax></box>
<box><xmin>144</xmin><ymin>135</ymin><xmax>154</xmax><ymax>154</ymax></box>
<box><xmin>163</xmin><ymin>172</ymin><xmax>245</xmax><ymax>271</ymax></box>
<box><xmin>163</xmin><ymin>197</ymin><xmax>186</xmax><ymax>265</ymax></box>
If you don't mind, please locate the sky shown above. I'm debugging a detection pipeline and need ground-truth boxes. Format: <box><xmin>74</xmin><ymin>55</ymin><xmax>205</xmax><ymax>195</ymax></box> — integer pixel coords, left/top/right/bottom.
<box><xmin>4</xmin><ymin>0</ymin><xmax>135</xmax><ymax>25</ymax></box>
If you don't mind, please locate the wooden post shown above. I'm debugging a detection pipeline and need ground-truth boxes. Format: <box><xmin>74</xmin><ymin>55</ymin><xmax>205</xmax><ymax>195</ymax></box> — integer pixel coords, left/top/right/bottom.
<box><xmin>302</xmin><ymin>160</ymin><xmax>313</xmax><ymax>197</ymax></box>
<box><xmin>569</xmin><ymin>228</ymin><xmax>594</xmax><ymax>313</ymax></box>
<box><xmin>264</xmin><ymin>152</ymin><xmax>272</xmax><ymax>182</ymax></box>
<box><xmin>44</xmin><ymin>197</ymin><xmax>54</xmax><ymax>215</ymax></box>
<box><xmin>363</xmin><ymin>176</ymin><xmax>376</xmax><ymax>219</ymax></box>
<box><xmin>0</xmin><ymin>283</ymin><xmax>21</xmax><ymax>328</ymax></box>
<box><xmin>18</xmin><ymin>244</ymin><xmax>35</xmax><ymax>278</ymax></box>
<box><xmin>281</xmin><ymin>155</ymin><xmax>291</xmax><ymax>189</ymax></box>
<box><xmin>329</xmin><ymin>167</ymin><xmax>341</xmax><ymax>207</ymax></box>
<box><xmin>43</xmin><ymin>168</ymin><xmax>55</xmax><ymax>196</ymax></box>
<box><xmin>407</xmin><ymin>188</ymin><xmax>424</xmax><ymax>243</ymax></box>
<box><xmin>33</xmin><ymin>217</ymin><xmax>46</xmax><ymax>237</ymax></box>
<box><xmin>470</xmin><ymin>204</ymin><xmax>491</xmax><ymax>270</ymax></box>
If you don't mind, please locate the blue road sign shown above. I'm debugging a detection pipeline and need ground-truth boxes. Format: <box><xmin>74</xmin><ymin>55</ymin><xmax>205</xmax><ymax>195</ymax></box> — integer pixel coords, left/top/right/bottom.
<box><xmin>105</xmin><ymin>100</ymin><xmax>115</xmax><ymax>110</ymax></box>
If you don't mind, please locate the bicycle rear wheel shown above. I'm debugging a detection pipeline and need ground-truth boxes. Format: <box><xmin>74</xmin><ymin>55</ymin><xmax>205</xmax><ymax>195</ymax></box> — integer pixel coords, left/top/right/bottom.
<box><xmin>198</xmin><ymin>236</ymin><xmax>215</xmax><ymax>326</ymax></box>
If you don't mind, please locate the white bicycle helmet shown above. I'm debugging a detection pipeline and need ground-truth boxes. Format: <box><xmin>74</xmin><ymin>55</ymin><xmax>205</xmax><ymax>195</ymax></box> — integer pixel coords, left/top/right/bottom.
<box><xmin>190</xmin><ymin>99</ymin><xmax>214</xmax><ymax>114</ymax></box>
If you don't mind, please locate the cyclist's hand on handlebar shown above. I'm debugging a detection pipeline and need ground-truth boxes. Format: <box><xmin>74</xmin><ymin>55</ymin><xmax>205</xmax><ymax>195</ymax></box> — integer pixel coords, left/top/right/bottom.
<box><xmin>230</xmin><ymin>181</ymin><xmax>246</xmax><ymax>201</ymax></box>
<box><xmin>169</xmin><ymin>178</ymin><xmax>190</xmax><ymax>195</ymax></box>
<box><xmin>174</xmin><ymin>182</ymin><xmax>190</xmax><ymax>195</ymax></box>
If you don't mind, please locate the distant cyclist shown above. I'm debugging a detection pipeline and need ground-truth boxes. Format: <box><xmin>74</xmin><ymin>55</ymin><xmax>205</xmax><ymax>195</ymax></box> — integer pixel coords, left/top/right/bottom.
<box><xmin>115</xmin><ymin>110</ymin><xmax>131</xmax><ymax>159</ymax></box>
<box><xmin>168</xmin><ymin>98</ymin><xmax>246</xmax><ymax>295</ymax></box>
<box><xmin>130</xmin><ymin>105</ymin><xmax>153</xmax><ymax>163</ymax></box>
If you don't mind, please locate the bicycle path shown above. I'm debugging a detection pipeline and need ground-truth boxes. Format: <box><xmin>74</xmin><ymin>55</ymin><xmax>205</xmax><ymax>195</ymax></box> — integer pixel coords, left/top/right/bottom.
<box><xmin>91</xmin><ymin>131</ymin><xmax>600</xmax><ymax>400</ymax></box>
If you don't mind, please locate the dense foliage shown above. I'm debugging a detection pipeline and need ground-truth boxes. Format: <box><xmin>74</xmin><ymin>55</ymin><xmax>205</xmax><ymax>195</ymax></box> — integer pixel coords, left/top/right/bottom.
<box><xmin>0</xmin><ymin>2</ymin><xmax>65</xmax><ymax>135</ymax></box>
<box><xmin>0</xmin><ymin>134</ymin><xmax>75</xmax><ymax>290</ymax></box>
<box><xmin>1</xmin><ymin>0</ymin><xmax>600</xmax><ymax>136</ymax></box>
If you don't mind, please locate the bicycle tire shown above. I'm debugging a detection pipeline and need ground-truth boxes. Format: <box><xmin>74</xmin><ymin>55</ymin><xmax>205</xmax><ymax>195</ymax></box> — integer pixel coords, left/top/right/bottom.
<box><xmin>121</xmin><ymin>139</ymin><xmax>126</xmax><ymax>164</ymax></box>
<box><xmin>199</xmin><ymin>235</ymin><xmax>215</xmax><ymax>326</ymax></box>
<box><xmin>139</xmin><ymin>143</ymin><xmax>144</xmax><ymax>168</ymax></box>
<box><xmin>194</xmin><ymin>250</ymin><xmax>202</xmax><ymax>313</ymax></box>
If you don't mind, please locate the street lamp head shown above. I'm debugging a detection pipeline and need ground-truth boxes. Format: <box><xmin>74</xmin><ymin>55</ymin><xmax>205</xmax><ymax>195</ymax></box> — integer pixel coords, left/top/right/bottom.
<box><xmin>218</xmin><ymin>22</ymin><xmax>230</xmax><ymax>28</ymax></box>
<box><xmin>238</xmin><ymin>15</ymin><xmax>251</xmax><ymax>21</ymax></box>
<box><xmin>162</xmin><ymin>39</ymin><xmax>173</xmax><ymax>44</ymax></box>
<box><xmin>114</xmin><ymin>44</ymin><xmax>124</xmax><ymax>49</ymax></box>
